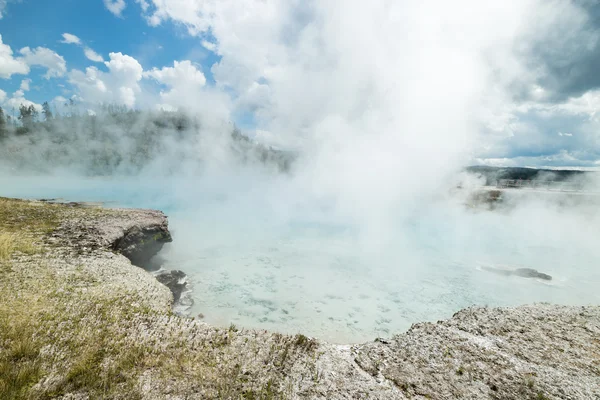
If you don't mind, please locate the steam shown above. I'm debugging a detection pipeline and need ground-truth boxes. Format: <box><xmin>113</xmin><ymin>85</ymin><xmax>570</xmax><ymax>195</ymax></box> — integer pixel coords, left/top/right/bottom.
<box><xmin>1</xmin><ymin>0</ymin><xmax>599</xmax><ymax>340</ymax></box>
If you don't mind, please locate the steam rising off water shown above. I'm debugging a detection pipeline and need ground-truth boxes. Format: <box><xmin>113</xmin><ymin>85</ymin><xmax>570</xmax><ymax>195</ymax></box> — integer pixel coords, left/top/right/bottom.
<box><xmin>3</xmin><ymin>175</ymin><xmax>598</xmax><ymax>343</ymax></box>
<box><xmin>2</xmin><ymin>0</ymin><xmax>600</xmax><ymax>342</ymax></box>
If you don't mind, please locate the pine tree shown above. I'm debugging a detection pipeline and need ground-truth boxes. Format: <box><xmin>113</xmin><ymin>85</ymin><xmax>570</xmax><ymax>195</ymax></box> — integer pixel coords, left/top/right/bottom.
<box><xmin>42</xmin><ymin>101</ymin><xmax>53</xmax><ymax>121</ymax></box>
<box><xmin>18</xmin><ymin>104</ymin><xmax>38</xmax><ymax>131</ymax></box>
<box><xmin>0</xmin><ymin>107</ymin><xmax>6</xmax><ymax>137</ymax></box>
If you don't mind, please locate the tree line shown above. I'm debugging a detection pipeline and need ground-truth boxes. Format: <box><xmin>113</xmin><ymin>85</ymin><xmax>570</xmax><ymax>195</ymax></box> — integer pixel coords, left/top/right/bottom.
<box><xmin>0</xmin><ymin>101</ymin><xmax>294</xmax><ymax>174</ymax></box>
<box><xmin>0</xmin><ymin>100</ymin><xmax>85</xmax><ymax>137</ymax></box>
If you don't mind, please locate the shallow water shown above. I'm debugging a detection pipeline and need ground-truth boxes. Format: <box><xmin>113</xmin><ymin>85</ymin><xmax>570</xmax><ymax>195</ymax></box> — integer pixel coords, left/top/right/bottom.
<box><xmin>164</xmin><ymin>205</ymin><xmax>598</xmax><ymax>343</ymax></box>
<box><xmin>3</xmin><ymin>175</ymin><xmax>599</xmax><ymax>343</ymax></box>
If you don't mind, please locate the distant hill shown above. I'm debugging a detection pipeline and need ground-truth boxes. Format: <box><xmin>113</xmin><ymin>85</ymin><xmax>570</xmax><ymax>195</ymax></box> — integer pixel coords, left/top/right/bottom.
<box><xmin>465</xmin><ymin>166</ymin><xmax>597</xmax><ymax>186</ymax></box>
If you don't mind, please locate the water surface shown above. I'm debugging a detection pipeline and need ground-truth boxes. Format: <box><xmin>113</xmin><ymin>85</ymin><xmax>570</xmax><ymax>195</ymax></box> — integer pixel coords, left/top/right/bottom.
<box><xmin>3</xmin><ymin>175</ymin><xmax>598</xmax><ymax>343</ymax></box>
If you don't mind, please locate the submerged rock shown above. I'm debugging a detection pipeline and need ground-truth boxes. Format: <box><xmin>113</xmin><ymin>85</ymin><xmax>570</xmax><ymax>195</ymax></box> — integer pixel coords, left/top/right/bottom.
<box><xmin>513</xmin><ymin>268</ymin><xmax>553</xmax><ymax>280</ymax></box>
<box><xmin>481</xmin><ymin>265</ymin><xmax>552</xmax><ymax>281</ymax></box>
<box><xmin>154</xmin><ymin>269</ymin><xmax>188</xmax><ymax>302</ymax></box>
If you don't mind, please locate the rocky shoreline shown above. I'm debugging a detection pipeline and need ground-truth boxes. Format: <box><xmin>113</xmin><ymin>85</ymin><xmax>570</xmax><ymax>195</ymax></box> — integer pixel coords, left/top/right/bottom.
<box><xmin>0</xmin><ymin>197</ymin><xmax>598</xmax><ymax>399</ymax></box>
<box><xmin>41</xmin><ymin>200</ymin><xmax>194</xmax><ymax>312</ymax></box>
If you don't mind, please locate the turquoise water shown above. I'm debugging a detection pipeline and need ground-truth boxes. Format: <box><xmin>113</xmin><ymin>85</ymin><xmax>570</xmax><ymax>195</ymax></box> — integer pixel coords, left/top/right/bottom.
<box><xmin>2</xmin><ymin>175</ymin><xmax>599</xmax><ymax>343</ymax></box>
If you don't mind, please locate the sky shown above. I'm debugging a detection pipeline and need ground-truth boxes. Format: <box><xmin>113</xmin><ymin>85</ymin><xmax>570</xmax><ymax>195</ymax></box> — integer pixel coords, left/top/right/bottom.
<box><xmin>1</xmin><ymin>0</ymin><xmax>600</xmax><ymax>168</ymax></box>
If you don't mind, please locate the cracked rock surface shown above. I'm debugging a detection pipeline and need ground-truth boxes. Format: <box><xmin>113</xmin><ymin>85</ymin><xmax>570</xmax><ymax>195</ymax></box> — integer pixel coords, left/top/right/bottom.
<box><xmin>50</xmin><ymin>205</ymin><xmax>172</xmax><ymax>269</ymax></box>
<box><xmin>354</xmin><ymin>304</ymin><xmax>600</xmax><ymax>399</ymax></box>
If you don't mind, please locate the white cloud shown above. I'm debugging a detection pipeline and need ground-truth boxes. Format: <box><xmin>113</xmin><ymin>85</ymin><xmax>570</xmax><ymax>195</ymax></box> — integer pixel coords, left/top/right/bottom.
<box><xmin>201</xmin><ymin>40</ymin><xmax>216</xmax><ymax>52</ymax></box>
<box><xmin>61</xmin><ymin>33</ymin><xmax>81</xmax><ymax>45</ymax></box>
<box><xmin>19</xmin><ymin>78</ymin><xmax>30</xmax><ymax>91</ymax></box>
<box><xmin>140</xmin><ymin>0</ymin><xmax>213</xmax><ymax>33</ymax></box>
<box><xmin>84</xmin><ymin>47</ymin><xmax>104</xmax><ymax>62</ymax></box>
<box><xmin>135</xmin><ymin>0</ymin><xmax>149</xmax><ymax>12</ymax></box>
<box><xmin>2</xmin><ymin>90</ymin><xmax>42</xmax><ymax>112</ymax></box>
<box><xmin>52</xmin><ymin>95</ymin><xmax>67</xmax><ymax>105</ymax></box>
<box><xmin>105</xmin><ymin>52</ymin><xmax>144</xmax><ymax>82</ymax></box>
<box><xmin>558</xmin><ymin>132</ymin><xmax>573</xmax><ymax>137</ymax></box>
<box><xmin>61</xmin><ymin>32</ymin><xmax>104</xmax><ymax>63</ymax></box>
<box><xmin>0</xmin><ymin>0</ymin><xmax>20</xmax><ymax>20</ymax></box>
<box><xmin>555</xmin><ymin>89</ymin><xmax>600</xmax><ymax>120</ymax></box>
<box><xmin>19</xmin><ymin>46</ymin><xmax>66</xmax><ymax>79</ymax></box>
<box><xmin>143</xmin><ymin>60</ymin><xmax>229</xmax><ymax>117</ymax></box>
<box><xmin>0</xmin><ymin>89</ymin><xmax>6</xmax><ymax>103</ymax></box>
<box><xmin>0</xmin><ymin>34</ymin><xmax>29</xmax><ymax>78</ymax></box>
<box><xmin>48</xmin><ymin>95</ymin><xmax>69</xmax><ymax>115</ymax></box>
<box><xmin>144</xmin><ymin>60</ymin><xmax>206</xmax><ymax>87</ymax></box>
<box><xmin>147</xmin><ymin>14</ymin><xmax>161</xmax><ymax>27</ymax></box>
<box><xmin>104</xmin><ymin>0</ymin><xmax>126</xmax><ymax>17</ymax></box>
<box><xmin>69</xmin><ymin>52</ymin><xmax>143</xmax><ymax>108</ymax></box>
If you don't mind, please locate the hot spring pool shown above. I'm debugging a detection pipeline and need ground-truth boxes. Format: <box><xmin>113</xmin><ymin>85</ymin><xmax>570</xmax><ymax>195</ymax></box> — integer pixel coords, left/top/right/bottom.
<box><xmin>162</xmin><ymin>209</ymin><xmax>599</xmax><ymax>343</ymax></box>
<box><xmin>3</xmin><ymin>176</ymin><xmax>599</xmax><ymax>343</ymax></box>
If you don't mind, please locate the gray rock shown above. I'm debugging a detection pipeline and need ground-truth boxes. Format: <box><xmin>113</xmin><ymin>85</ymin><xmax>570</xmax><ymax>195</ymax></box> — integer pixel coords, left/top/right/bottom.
<box><xmin>514</xmin><ymin>268</ymin><xmax>552</xmax><ymax>280</ymax></box>
<box><xmin>112</xmin><ymin>224</ymin><xmax>172</xmax><ymax>269</ymax></box>
<box><xmin>51</xmin><ymin>206</ymin><xmax>172</xmax><ymax>270</ymax></box>
<box><xmin>154</xmin><ymin>269</ymin><xmax>188</xmax><ymax>302</ymax></box>
<box><xmin>482</xmin><ymin>266</ymin><xmax>552</xmax><ymax>281</ymax></box>
<box><xmin>352</xmin><ymin>304</ymin><xmax>600</xmax><ymax>400</ymax></box>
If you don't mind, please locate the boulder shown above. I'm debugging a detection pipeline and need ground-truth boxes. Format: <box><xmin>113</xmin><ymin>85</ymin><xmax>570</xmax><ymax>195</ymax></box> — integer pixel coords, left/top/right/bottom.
<box><xmin>155</xmin><ymin>270</ymin><xmax>188</xmax><ymax>302</ymax></box>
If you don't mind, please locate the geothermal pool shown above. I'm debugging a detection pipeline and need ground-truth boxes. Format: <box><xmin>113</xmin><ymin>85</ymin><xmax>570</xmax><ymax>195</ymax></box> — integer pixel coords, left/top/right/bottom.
<box><xmin>3</xmin><ymin>176</ymin><xmax>599</xmax><ymax>343</ymax></box>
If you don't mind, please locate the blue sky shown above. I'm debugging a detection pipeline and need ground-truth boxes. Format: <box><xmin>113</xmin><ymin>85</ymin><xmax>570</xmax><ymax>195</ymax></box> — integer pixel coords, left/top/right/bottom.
<box><xmin>1</xmin><ymin>0</ymin><xmax>600</xmax><ymax>169</ymax></box>
<box><xmin>0</xmin><ymin>0</ymin><xmax>219</xmax><ymax>108</ymax></box>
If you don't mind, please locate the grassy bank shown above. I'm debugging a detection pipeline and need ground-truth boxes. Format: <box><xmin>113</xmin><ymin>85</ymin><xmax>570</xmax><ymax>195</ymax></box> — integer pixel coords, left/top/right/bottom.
<box><xmin>0</xmin><ymin>198</ymin><xmax>321</xmax><ymax>399</ymax></box>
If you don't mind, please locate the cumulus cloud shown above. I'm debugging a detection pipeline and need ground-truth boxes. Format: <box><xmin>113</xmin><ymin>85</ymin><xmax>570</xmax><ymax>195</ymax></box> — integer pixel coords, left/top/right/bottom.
<box><xmin>144</xmin><ymin>60</ymin><xmax>206</xmax><ymax>87</ymax></box>
<box><xmin>0</xmin><ymin>34</ymin><xmax>29</xmax><ymax>78</ymax></box>
<box><xmin>19</xmin><ymin>78</ymin><xmax>30</xmax><ymax>91</ymax></box>
<box><xmin>138</xmin><ymin>0</ymin><xmax>212</xmax><ymax>33</ymax></box>
<box><xmin>1</xmin><ymin>78</ymin><xmax>40</xmax><ymax>112</ymax></box>
<box><xmin>19</xmin><ymin>46</ymin><xmax>66</xmax><ymax>79</ymax></box>
<box><xmin>513</xmin><ymin>1</ymin><xmax>600</xmax><ymax>103</ymax></box>
<box><xmin>69</xmin><ymin>52</ymin><xmax>143</xmax><ymax>108</ymax></box>
<box><xmin>61</xmin><ymin>33</ymin><xmax>81</xmax><ymax>45</ymax></box>
<box><xmin>143</xmin><ymin>60</ymin><xmax>230</xmax><ymax>119</ymax></box>
<box><xmin>472</xmin><ymin>81</ymin><xmax>600</xmax><ymax>168</ymax></box>
<box><xmin>2</xmin><ymin>90</ymin><xmax>41</xmax><ymax>112</ymax></box>
<box><xmin>104</xmin><ymin>0</ymin><xmax>126</xmax><ymax>17</ymax></box>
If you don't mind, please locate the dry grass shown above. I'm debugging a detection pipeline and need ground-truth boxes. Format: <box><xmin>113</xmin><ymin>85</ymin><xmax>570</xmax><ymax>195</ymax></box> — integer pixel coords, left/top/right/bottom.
<box><xmin>0</xmin><ymin>197</ymin><xmax>321</xmax><ymax>399</ymax></box>
<box><xmin>0</xmin><ymin>297</ymin><xmax>44</xmax><ymax>400</ymax></box>
<box><xmin>0</xmin><ymin>198</ymin><xmax>60</xmax><ymax>233</ymax></box>
<box><xmin>0</xmin><ymin>233</ymin><xmax>14</xmax><ymax>261</ymax></box>
<box><xmin>0</xmin><ymin>197</ymin><xmax>60</xmax><ymax>262</ymax></box>
<box><xmin>0</xmin><ymin>232</ymin><xmax>38</xmax><ymax>261</ymax></box>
